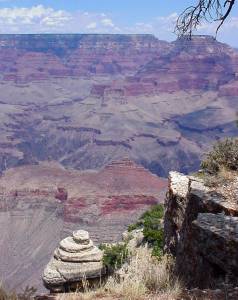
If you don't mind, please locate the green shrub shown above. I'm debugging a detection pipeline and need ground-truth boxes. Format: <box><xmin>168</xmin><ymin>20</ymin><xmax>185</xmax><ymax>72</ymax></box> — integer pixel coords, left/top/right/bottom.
<box><xmin>141</xmin><ymin>204</ymin><xmax>164</xmax><ymax>223</ymax></box>
<box><xmin>127</xmin><ymin>221</ymin><xmax>142</xmax><ymax>232</ymax></box>
<box><xmin>127</xmin><ymin>204</ymin><xmax>164</xmax><ymax>259</ymax></box>
<box><xmin>128</xmin><ymin>204</ymin><xmax>164</xmax><ymax>232</ymax></box>
<box><xmin>101</xmin><ymin>205</ymin><xmax>164</xmax><ymax>274</ymax></box>
<box><xmin>99</xmin><ymin>243</ymin><xmax>128</xmax><ymax>272</ymax></box>
<box><xmin>142</xmin><ymin>205</ymin><xmax>164</xmax><ymax>258</ymax></box>
<box><xmin>201</xmin><ymin>138</ymin><xmax>238</xmax><ymax>174</ymax></box>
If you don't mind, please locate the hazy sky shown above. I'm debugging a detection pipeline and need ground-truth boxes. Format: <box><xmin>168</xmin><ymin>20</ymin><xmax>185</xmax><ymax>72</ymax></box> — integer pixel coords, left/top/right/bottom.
<box><xmin>0</xmin><ymin>0</ymin><xmax>237</xmax><ymax>46</ymax></box>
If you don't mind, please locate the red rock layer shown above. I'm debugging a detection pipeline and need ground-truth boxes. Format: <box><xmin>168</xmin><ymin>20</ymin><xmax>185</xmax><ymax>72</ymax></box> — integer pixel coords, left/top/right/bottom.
<box><xmin>0</xmin><ymin>159</ymin><xmax>167</xmax><ymax>226</ymax></box>
<box><xmin>0</xmin><ymin>34</ymin><xmax>171</xmax><ymax>82</ymax></box>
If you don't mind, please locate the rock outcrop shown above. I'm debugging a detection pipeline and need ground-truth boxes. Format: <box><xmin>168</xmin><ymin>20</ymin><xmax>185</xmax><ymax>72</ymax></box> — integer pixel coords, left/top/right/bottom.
<box><xmin>164</xmin><ymin>172</ymin><xmax>238</xmax><ymax>289</ymax></box>
<box><xmin>43</xmin><ymin>230</ymin><xmax>105</xmax><ymax>292</ymax></box>
<box><xmin>122</xmin><ymin>228</ymin><xmax>144</xmax><ymax>253</ymax></box>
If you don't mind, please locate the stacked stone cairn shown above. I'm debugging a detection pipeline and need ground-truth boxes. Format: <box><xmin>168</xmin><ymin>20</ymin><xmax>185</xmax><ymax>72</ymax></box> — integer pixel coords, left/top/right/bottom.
<box><xmin>43</xmin><ymin>230</ymin><xmax>106</xmax><ymax>292</ymax></box>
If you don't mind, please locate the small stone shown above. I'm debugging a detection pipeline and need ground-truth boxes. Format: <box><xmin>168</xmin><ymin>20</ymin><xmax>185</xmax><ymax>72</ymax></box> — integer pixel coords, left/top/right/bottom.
<box><xmin>72</xmin><ymin>230</ymin><xmax>89</xmax><ymax>244</ymax></box>
<box><xmin>54</xmin><ymin>246</ymin><xmax>103</xmax><ymax>262</ymax></box>
<box><xmin>59</xmin><ymin>237</ymin><xmax>93</xmax><ymax>253</ymax></box>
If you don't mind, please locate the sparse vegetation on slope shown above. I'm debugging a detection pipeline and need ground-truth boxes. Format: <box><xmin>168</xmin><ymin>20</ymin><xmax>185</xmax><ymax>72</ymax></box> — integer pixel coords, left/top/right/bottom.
<box><xmin>0</xmin><ymin>285</ymin><xmax>36</xmax><ymax>300</ymax></box>
<box><xmin>99</xmin><ymin>243</ymin><xmax>128</xmax><ymax>272</ymax></box>
<box><xmin>201</xmin><ymin>138</ymin><xmax>238</xmax><ymax>175</ymax></box>
<box><xmin>128</xmin><ymin>204</ymin><xmax>164</xmax><ymax>258</ymax></box>
<box><xmin>59</xmin><ymin>247</ymin><xmax>182</xmax><ymax>300</ymax></box>
<box><xmin>59</xmin><ymin>205</ymin><xmax>179</xmax><ymax>299</ymax></box>
<box><xmin>104</xmin><ymin>247</ymin><xmax>181</xmax><ymax>300</ymax></box>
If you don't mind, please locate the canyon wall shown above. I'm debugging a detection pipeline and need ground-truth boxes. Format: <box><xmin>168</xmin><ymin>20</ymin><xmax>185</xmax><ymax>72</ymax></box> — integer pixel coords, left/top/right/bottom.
<box><xmin>0</xmin><ymin>34</ymin><xmax>237</xmax><ymax>176</ymax></box>
<box><xmin>0</xmin><ymin>159</ymin><xmax>166</xmax><ymax>291</ymax></box>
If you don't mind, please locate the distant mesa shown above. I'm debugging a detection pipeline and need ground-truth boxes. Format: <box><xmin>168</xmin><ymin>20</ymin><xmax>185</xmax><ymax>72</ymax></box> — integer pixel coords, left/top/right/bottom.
<box><xmin>178</xmin><ymin>34</ymin><xmax>216</xmax><ymax>41</ymax></box>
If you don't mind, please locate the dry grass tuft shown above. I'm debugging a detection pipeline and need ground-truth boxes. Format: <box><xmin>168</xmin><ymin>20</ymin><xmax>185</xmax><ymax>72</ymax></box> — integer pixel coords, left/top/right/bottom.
<box><xmin>0</xmin><ymin>284</ymin><xmax>36</xmax><ymax>300</ymax></box>
<box><xmin>201</xmin><ymin>138</ymin><xmax>238</xmax><ymax>175</ymax></box>
<box><xmin>60</xmin><ymin>247</ymin><xmax>182</xmax><ymax>300</ymax></box>
<box><xmin>0</xmin><ymin>285</ymin><xmax>17</xmax><ymax>300</ymax></box>
<box><xmin>111</xmin><ymin>247</ymin><xmax>181</xmax><ymax>299</ymax></box>
<box><xmin>218</xmin><ymin>167</ymin><xmax>236</xmax><ymax>182</ymax></box>
<box><xmin>202</xmin><ymin>166</ymin><xmax>237</xmax><ymax>188</ymax></box>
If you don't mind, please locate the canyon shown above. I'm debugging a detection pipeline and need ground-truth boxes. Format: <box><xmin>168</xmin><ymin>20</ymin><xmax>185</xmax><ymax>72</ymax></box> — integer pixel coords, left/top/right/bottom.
<box><xmin>0</xmin><ymin>159</ymin><xmax>166</xmax><ymax>291</ymax></box>
<box><xmin>0</xmin><ymin>33</ymin><xmax>237</xmax><ymax>292</ymax></box>
<box><xmin>0</xmin><ymin>34</ymin><xmax>237</xmax><ymax>177</ymax></box>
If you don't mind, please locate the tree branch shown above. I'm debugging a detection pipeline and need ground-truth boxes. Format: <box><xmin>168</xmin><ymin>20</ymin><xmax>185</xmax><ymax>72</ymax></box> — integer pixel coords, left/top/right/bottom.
<box><xmin>175</xmin><ymin>0</ymin><xmax>236</xmax><ymax>38</ymax></box>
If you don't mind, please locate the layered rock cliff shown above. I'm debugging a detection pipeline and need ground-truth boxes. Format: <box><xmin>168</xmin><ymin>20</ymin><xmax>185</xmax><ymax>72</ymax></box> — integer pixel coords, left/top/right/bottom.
<box><xmin>0</xmin><ymin>34</ymin><xmax>237</xmax><ymax>177</ymax></box>
<box><xmin>164</xmin><ymin>172</ymin><xmax>238</xmax><ymax>289</ymax></box>
<box><xmin>135</xmin><ymin>35</ymin><xmax>237</xmax><ymax>93</ymax></box>
<box><xmin>0</xmin><ymin>34</ymin><xmax>170</xmax><ymax>81</ymax></box>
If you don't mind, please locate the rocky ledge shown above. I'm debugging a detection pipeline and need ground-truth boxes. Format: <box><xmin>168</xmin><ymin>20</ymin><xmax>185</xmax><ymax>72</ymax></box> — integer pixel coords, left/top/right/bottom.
<box><xmin>43</xmin><ymin>230</ymin><xmax>106</xmax><ymax>292</ymax></box>
<box><xmin>164</xmin><ymin>172</ymin><xmax>238</xmax><ymax>289</ymax></box>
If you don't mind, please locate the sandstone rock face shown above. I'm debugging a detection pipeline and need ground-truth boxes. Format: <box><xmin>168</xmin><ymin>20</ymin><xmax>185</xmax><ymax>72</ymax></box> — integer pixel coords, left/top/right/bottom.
<box><xmin>43</xmin><ymin>230</ymin><xmax>105</xmax><ymax>292</ymax></box>
<box><xmin>164</xmin><ymin>172</ymin><xmax>238</xmax><ymax>288</ymax></box>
